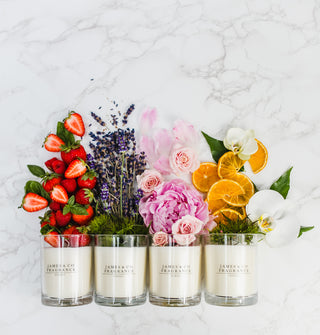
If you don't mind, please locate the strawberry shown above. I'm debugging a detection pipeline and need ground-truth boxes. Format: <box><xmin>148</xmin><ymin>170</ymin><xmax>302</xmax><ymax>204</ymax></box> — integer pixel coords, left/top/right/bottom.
<box><xmin>56</xmin><ymin>210</ymin><xmax>72</xmax><ymax>227</ymax></box>
<box><xmin>61</xmin><ymin>179</ymin><xmax>77</xmax><ymax>193</ymax></box>
<box><xmin>42</xmin><ymin>176</ymin><xmax>62</xmax><ymax>192</ymax></box>
<box><xmin>45</xmin><ymin>157</ymin><xmax>58</xmax><ymax>171</ymax></box>
<box><xmin>63</xmin><ymin>226</ymin><xmax>78</xmax><ymax>235</ymax></box>
<box><xmin>50</xmin><ymin>185</ymin><xmax>69</xmax><ymax>204</ymax></box>
<box><xmin>44</xmin><ymin>232</ymin><xmax>61</xmax><ymax>248</ymax></box>
<box><xmin>40</xmin><ymin>211</ymin><xmax>57</xmax><ymax>227</ymax></box>
<box><xmin>49</xmin><ymin>200</ymin><xmax>61</xmax><ymax>211</ymax></box>
<box><xmin>52</xmin><ymin>159</ymin><xmax>66</xmax><ymax>174</ymax></box>
<box><xmin>65</xmin><ymin>159</ymin><xmax>87</xmax><ymax>179</ymax></box>
<box><xmin>70</xmin><ymin>231</ymin><xmax>91</xmax><ymax>247</ymax></box>
<box><xmin>44</xmin><ymin>134</ymin><xmax>65</xmax><ymax>152</ymax></box>
<box><xmin>41</xmin><ymin>222</ymin><xmax>47</xmax><ymax>228</ymax></box>
<box><xmin>22</xmin><ymin>193</ymin><xmax>48</xmax><ymax>212</ymax></box>
<box><xmin>75</xmin><ymin>188</ymin><xmax>94</xmax><ymax>205</ymax></box>
<box><xmin>72</xmin><ymin>205</ymin><xmax>94</xmax><ymax>225</ymax></box>
<box><xmin>61</xmin><ymin>145</ymin><xmax>87</xmax><ymax>165</ymax></box>
<box><xmin>64</xmin><ymin>112</ymin><xmax>85</xmax><ymax>137</ymax></box>
<box><xmin>77</xmin><ymin>170</ymin><xmax>97</xmax><ymax>189</ymax></box>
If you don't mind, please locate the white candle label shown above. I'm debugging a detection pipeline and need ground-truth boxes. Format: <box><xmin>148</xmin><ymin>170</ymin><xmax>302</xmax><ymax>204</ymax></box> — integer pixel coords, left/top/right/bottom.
<box><xmin>94</xmin><ymin>247</ymin><xmax>147</xmax><ymax>298</ymax></box>
<box><xmin>149</xmin><ymin>246</ymin><xmax>201</xmax><ymax>299</ymax></box>
<box><xmin>42</xmin><ymin>247</ymin><xmax>92</xmax><ymax>299</ymax></box>
<box><xmin>205</xmin><ymin>245</ymin><xmax>257</xmax><ymax>297</ymax></box>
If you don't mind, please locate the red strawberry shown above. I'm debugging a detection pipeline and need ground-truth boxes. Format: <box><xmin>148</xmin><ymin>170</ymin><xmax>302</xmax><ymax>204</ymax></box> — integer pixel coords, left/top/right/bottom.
<box><xmin>77</xmin><ymin>171</ymin><xmax>97</xmax><ymax>189</ymax></box>
<box><xmin>45</xmin><ymin>157</ymin><xmax>58</xmax><ymax>171</ymax></box>
<box><xmin>75</xmin><ymin>188</ymin><xmax>94</xmax><ymax>205</ymax></box>
<box><xmin>42</xmin><ymin>176</ymin><xmax>62</xmax><ymax>192</ymax></box>
<box><xmin>44</xmin><ymin>134</ymin><xmax>65</xmax><ymax>152</ymax></box>
<box><xmin>61</xmin><ymin>179</ymin><xmax>77</xmax><ymax>193</ymax></box>
<box><xmin>61</xmin><ymin>145</ymin><xmax>87</xmax><ymax>165</ymax></box>
<box><xmin>49</xmin><ymin>200</ymin><xmax>61</xmax><ymax>211</ymax></box>
<box><xmin>41</xmin><ymin>211</ymin><xmax>57</xmax><ymax>227</ymax></box>
<box><xmin>63</xmin><ymin>226</ymin><xmax>78</xmax><ymax>235</ymax></box>
<box><xmin>65</xmin><ymin>159</ymin><xmax>87</xmax><ymax>179</ymax></box>
<box><xmin>41</xmin><ymin>222</ymin><xmax>47</xmax><ymax>228</ymax></box>
<box><xmin>70</xmin><ymin>232</ymin><xmax>91</xmax><ymax>247</ymax></box>
<box><xmin>22</xmin><ymin>193</ymin><xmax>48</xmax><ymax>212</ymax></box>
<box><xmin>50</xmin><ymin>185</ymin><xmax>69</xmax><ymax>204</ymax></box>
<box><xmin>44</xmin><ymin>232</ymin><xmax>61</xmax><ymax>248</ymax></box>
<box><xmin>72</xmin><ymin>205</ymin><xmax>94</xmax><ymax>225</ymax></box>
<box><xmin>64</xmin><ymin>112</ymin><xmax>85</xmax><ymax>137</ymax></box>
<box><xmin>52</xmin><ymin>159</ymin><xmax>66</xmax><ymax>174</ymax></box>
<box><xmin>56</xmin><ymin>210</ymin><xmax>72</xmax><ymax>227</ymax></box>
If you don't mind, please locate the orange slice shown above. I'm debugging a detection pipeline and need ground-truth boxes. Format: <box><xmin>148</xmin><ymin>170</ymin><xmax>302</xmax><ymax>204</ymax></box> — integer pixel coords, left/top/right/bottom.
<box><xmin>223</xmin><ymin>173</ymin><xmax>254</xmax><ymax>207</ymax></box>
<box><xmin>248</xmin><ymin>139</ymin><xmax>268</xmax><ymax>173</ymax></box>
<box><xmin>217</xmin><ymin>152</ymin><xmax>245</xmax><ymax>179</ymax></box>
<box><xmin>207</xmin><ymin>179</ymin><xmax>244</xmax><ymax>202</ymax></box>
<box><xmin>213</xmin><ymin>208</ymin><xmax>244</xmax><ymax>224</ymax></box>
<box><xmin>192</xmin><ymin>162</ymin><xmax>220</xmax><ymax>193</ymax></box>
<box><xmin>207</xmin><ymin>198</ymin><xmax>227</xmax><ymax>214</ymax></box>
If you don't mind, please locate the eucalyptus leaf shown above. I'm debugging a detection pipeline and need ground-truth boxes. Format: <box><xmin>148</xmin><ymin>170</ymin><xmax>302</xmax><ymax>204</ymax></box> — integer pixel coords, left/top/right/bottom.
<box><xmin>201</xmin><ymin>131</ymin><xmax>228</xmax><ymax>163</ymax></box>
<box><xmin>298</xmin><ymin>226</ymin><xmax>314</xmax><ymax>238</ymax></box>
<box><xmin>270</xmin><ymin>167</ymin><xmax>293</xmax><ymax>199</ymax></box>
<box><xmin>27</xmin><ymin>165</ymin><xmax>46</xmax><ymax>178</ymax></box>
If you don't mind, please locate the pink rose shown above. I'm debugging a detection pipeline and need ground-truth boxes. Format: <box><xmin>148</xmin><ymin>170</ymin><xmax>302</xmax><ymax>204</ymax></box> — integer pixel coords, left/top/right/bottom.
<box><xmin>201</xmin><ymin>216</ymin><xmax>217</xmax><ymax>235</ymax></box>
<box><xmin>172</xmin><ymin>215</ymin><xmax>203</xmax><ymax>235</ymax></box>
<box><xmin>169</xmin><ymin>147</ymin><xmax>200</xmax><ymax>175</ymax></box>
<box><xmin>172</xmin><ymin>215</ymin><xmax>203</xmax><ymax>246</ymax></box>
<box><xmin>137</xmin><ymin>170</ymin><xmax>163</xmax><ymax>194</ymax></box>
<box><xmin>153</xmin><ymin>232</ymin><xmax>168</xmax><ymax>246</ymax></box>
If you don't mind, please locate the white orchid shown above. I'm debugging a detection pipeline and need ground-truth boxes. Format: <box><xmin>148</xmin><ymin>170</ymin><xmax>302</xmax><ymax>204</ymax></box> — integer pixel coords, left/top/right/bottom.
<box><xmin>246</xmin><ymin>190</ymin><xmax>300</xmax><ymax>247</ymax></box>
<box><xmin>223</xmin><ymin>128</ymin><xmax>258</xmax><ymax>160</ymax></box>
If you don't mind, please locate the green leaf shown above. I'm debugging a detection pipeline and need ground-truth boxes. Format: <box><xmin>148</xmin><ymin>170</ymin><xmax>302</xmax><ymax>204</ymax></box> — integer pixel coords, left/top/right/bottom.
<box><xmin>56</xmin><ymin>121</ymin><xmax>75</xmax><ymax>146</ymax></box>
<box><xmin>70</xmin><ymin>205</ymin><xmax>89</xmax><ymax>215</ymax></box>
<box><xmin>68</xmin><ymin>195</ymin><xmax>75</xmax><ymax>206</ymax></box>
<box><xmin>27</xmin><ymin>165</ymin><xmax>46</xmax><ymax>178</ymax></box>
<box><xmin>40</xmin><ymin>224</ymin><xmax>53</xmax><ymax>235</ymax></box>
<box><xmin>24</xmin><ymin>180</ymin><xmax>50</xmax><ymax>201</ymax></box>
<box><xmin>298</xmin><ymin>226</ymin><xmax>314</xmax><ymax>238</ymax></box>
<box><xmin>270</xmin><ymin>167</ymin><xmax>293</xmax><ymax>199</ymax></box>
<box><xmin>201</xmin><ymin>131</ymin><xmax>228</xmax><ymax>163</ymax></box>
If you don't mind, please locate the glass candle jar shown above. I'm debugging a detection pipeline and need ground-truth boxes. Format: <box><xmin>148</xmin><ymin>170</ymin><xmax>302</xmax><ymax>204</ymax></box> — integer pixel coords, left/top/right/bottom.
<box><xmin>94</xmin><ymin>234</ymin><xmax>148</xmax><ymax>307</ymax></box>
<box><xmin>204</xmin><ymin>233</ymin><xmax>259</xmax><ymax>306</ymax></box>
<box><xmin>149</xmin><ymin>234</ymin><xmax>202</xmax><ymax>307</ymax></box>
<box><xmin>40</xmin><ymin>234</ymin><xmax>93</xmax><ymax>307</ymax></box>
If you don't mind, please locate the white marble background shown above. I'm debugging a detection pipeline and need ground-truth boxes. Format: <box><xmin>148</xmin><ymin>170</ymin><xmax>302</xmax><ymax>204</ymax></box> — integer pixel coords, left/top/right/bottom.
<box><xmin>1</xmin><ymin>0</ymin><xmax>320</xmax><ymax>334</ymax></box>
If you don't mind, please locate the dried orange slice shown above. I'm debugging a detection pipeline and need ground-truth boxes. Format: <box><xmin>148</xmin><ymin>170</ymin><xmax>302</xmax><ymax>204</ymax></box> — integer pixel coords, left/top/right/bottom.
<box><xmin>223</xmin><ymin>173</ymin><xmax>254</xmax><ymax>207</ymax></box>
<box><xmin>207</xmin><ymin>198</ymin><xmax>227</xmax><ymax>214</ymax></box>
<box><xmin>213</xmin><ymin>208</ymin><xmax>244</xmax><ymax>224</ymax></box>
<box><xmin>248</xmin><ymin>139</ymin><xmax>268</xmax><ymax>173</ymax></box>
<box><xmin>217</xmin><ymin>152</ymin><xmax>245</xmax><ymax>179</ymax></box>
<box><xmin>192</xmin><ymin>162</ymin><xmax>220</xmax><ymax>193</ymax></box>
<box><xmin>207</xmin><ymin>179</ymin><xmax>244</xmax><ymax>202</ymax></box>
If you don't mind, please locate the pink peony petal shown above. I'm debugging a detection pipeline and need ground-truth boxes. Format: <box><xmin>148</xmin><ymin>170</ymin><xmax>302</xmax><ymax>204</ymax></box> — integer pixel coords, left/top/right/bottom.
<box><xmin>140</xmin><ymin>108</ymin><xmax>157</xmax><ymax>135</ymax></box>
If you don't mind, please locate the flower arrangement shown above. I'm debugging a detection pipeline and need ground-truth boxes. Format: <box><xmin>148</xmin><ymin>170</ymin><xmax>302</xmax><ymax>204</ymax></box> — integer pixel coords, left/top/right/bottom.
<box><xmin>87</xmin><ymin>104</ymin><xmax>148</xmax><ymax>235</ymax></box>
<box><xmin>137</xmin><ymin>110</ymin><xmax>214</xmax><ymax>246</ymax></box>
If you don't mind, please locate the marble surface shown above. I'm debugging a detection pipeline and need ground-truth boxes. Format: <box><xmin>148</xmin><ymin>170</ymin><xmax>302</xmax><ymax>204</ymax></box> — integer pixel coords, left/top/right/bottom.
<box><xmin>1</xmin><ymin>0</ymin><xmax>320</xmax><ymax>334</ymax></box>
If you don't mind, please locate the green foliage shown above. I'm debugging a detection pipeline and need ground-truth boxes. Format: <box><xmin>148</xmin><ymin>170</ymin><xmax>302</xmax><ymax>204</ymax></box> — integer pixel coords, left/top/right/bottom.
<box><xmin>24</xmin><ymin>180</ymin><xmax>50</xmax><ymax>201</ymax></box>
<box><xmin>201</xmin><ymin>131</ymin><xmax>228</xmax><ymax>162</ymax></box>
<box><xmin>27</xmin><ymin>165</ymin><xmax>46</xmax><ymax>178</ymax></box>
<box><xmin>270</xmin><ymin>167</ymin><xmax>293</xmax><ymax>199</ymax></box>
<box><xmin>88</xmin><ymin>213</ymin><xmax>148</xmax><ymax>236</ymax></box>
<box><xmin>56</xmin><ymin>121</ymin><xmax>75</xmax><ymax>146</ymax></box>
<box><xmin>298</xmin><ymin>226</ymin><xmax>314</xmax><ymax>238</ymax></box>
<box><xmin>210</xmin><ymin>216</ymin><xmax>263</xmax><ymax>244</ymax></box>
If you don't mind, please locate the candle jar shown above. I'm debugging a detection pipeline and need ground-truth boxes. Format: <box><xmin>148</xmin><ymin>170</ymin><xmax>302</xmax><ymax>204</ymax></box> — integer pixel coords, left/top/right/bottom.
<box><xmin>149</xmin><ymin>234</ymin><xmax>202</xmax><ymax>307</ymax></box>
<box><xmin>40</xmin><ymin>235</ymin><xmax>93</xmax><ymax>307</ymax></box>
<box><xmin>94</xmin><ymin>235</ymin><xmax>148</xmax><ymax>307</ymax></box>
<box><xmin>204</xmin><ymin>234</ymin><xmax>259</xmax><ymax>306</ymax></box>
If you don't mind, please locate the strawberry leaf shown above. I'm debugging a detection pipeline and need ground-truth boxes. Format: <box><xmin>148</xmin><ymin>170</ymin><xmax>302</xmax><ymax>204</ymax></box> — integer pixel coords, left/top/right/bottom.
<box><xmin>57</xmin><ymin>121</ymin><xmax>75</xmax><ymax>146</ymax></box>
<box><xmin>24</xmin><ymin>180</ymin><xmax>50</xmax><ymax>201</ymax></box>
<box><xmin>27</xmin><ymin>165</ymin><xmax>46</xmax><ymax>178</ymax></box>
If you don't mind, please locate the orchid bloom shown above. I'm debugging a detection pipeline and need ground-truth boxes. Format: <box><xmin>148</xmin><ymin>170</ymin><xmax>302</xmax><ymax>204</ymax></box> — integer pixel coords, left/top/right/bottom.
<box><xmin>246</xmin><ymin>190</ymin><xmax>300</xmax><ymax>247</ymax></box>
<box><xmin>223</xmin><ymin>128</ymin><xmax>258</xmax><ymax>160</ymax></box>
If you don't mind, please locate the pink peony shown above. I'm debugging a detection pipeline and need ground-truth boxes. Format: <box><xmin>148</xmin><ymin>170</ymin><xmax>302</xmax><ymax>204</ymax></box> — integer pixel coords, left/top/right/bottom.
<box><xmin>139</xmin><ymin>179</ymin><xmax>209</xmax><ymax>234</ymax></box>
<box><xmin>153</xmin><ymin>231</ymin><xmax>168</xmax><ymax>246</ymax></box>
<box><xmin>169</xmin><ymin>146</ymin><xmax>200</xmax><ymax>175</ymax></box>
<box><xmin>137</xmin><ymin>170</ymin><xmax>163</xmax><ymax>194</ymax></box>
